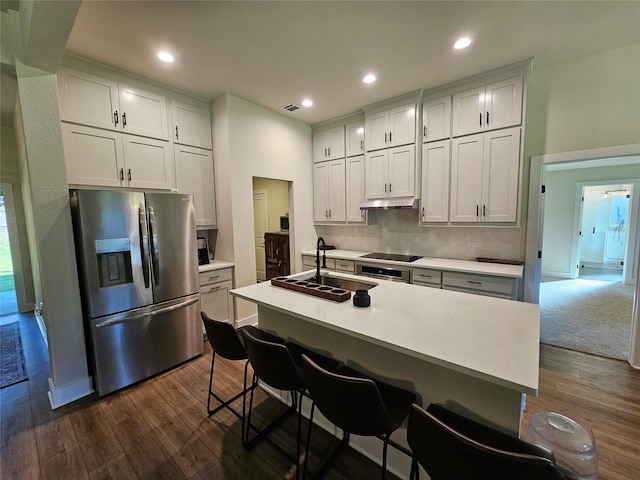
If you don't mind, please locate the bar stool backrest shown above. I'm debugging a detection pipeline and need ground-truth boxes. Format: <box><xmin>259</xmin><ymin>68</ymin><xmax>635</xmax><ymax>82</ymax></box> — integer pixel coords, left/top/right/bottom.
<box><xmin>301</xmin><ymin>354</ymin><xmax>392</xmax><ymax>436</ymax></box>
<box><xmin>242</xmin><ymin>328</ymin><xmax>305</xmax><ymax>392</ymax></box>
<box><xmin>407</xmin><ymin>404</ymin><xmax>558</xmax><ymax>480</ymax></box>
<box><xmin>201</xmin><ymin>312</ymin><xmax>247</xmax><ymax>361</ymax></box>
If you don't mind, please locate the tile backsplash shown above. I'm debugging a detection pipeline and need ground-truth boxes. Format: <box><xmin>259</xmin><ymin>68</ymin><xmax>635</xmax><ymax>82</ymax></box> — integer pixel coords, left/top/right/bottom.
<box><xmin>315</xmin><ymin>209</ymin><xmax>523</xmax><ymax>261</ymax></box>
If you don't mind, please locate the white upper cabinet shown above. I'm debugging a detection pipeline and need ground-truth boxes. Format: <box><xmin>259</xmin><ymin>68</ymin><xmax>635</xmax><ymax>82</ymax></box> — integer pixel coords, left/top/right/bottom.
<box><xmin>174</xmin><ymin>145</ymin><xmax>217</xmax><ymax>227</ymax></box>
<box><xmin>452</xmin><ymin>76</ymin><xmax>523</xmax><ymax>137</ymax></box>
<box><xmin>365</xmin><ymin>104</ymin><xmax>416</xmax><ymax>151</ymax></box>
<box><xmin>345</xmin><ymin>121</ymin><xmax>365</xmax><ymax>157</ymax></box>
<box><xmin>346</xmin><ymin>155</ymin><xmax>366</xmax><ymax>223</ymax></box>
<box><xmin>365</xmin><ymin>145</ymin><xmax>415</xmax><ymax>200</ymax></box>
<box><xmin>58</xmin><ymin>67</ymin><xmax>169</xmax><ymax>141</ymax></box>
<box><xmin>422</xmin><ymin>96</ymin><xmax>451</xmax><ymax>143</ymax></box>
<box><xmin>313</xmin><ymin>159</ymin><xmax>346</xmax><ymax>222</ymax></box>
<box><xmin>170</xmin><ymin>101</ymin><xmax>213</xmax><ymax>150</ymax></box>
<box><xmin>450</xmin><ymin>127</ymin><xmax>521</xmax><ymax>223</ymax></box>
<box><xmin>313</xmin><ymin>127</ymin><xmax>345</xmax><ymax>163</ymax></box>
<box><xmin>420</xmin><ymin>140</ymin><xmax>451</xmax><ymax>223</ymax></box>
<box><xmin>62</xmin><ymin>123</ymin><xmax>174</xmax><ymax>190</ymax></box>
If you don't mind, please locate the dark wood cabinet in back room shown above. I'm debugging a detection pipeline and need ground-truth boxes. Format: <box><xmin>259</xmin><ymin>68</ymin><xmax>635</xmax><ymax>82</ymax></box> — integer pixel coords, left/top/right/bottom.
<box><xmin>265</xmin><ymin>232</ymin><xmax>290</xmax><ymax>279</ymax></box>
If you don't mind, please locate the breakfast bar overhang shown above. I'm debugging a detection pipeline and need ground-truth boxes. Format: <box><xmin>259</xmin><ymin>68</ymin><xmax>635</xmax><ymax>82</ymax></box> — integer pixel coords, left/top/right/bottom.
<box><xmin>232</xmin><ymin>270</ymin><xmax>540</xmax><ymax>473</ymax></box>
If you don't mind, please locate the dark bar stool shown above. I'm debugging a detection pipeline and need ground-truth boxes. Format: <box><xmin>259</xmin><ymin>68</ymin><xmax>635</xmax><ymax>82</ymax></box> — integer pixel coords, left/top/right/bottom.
<box><xmin>241</xmin><ymin>327</ymin><xmax>339</xmax><ymax>480</ymax></box>
<box><xmin>301</xmin><ymin>354</ymin><xmax>416</xmax><ymax>480</ymax></box>
<box><xmin>200</xmin><ymin>312</ymin><xmax>253</xmax><ymax>425</ymax></box>
<box><xmin>407</xmin><ymin>403</ymin><xmax>558</xmax><ymax>480</ymax></box>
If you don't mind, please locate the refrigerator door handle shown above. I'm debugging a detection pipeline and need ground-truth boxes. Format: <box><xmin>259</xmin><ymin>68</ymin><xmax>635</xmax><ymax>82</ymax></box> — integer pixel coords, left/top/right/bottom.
<box><xmin>95</xmin><ymin>296</ymin><xmax>199</xmax><ymax>328</ymax></box>
<box><xmin>138</xmin><ymin>207</ymin><xmax>150</xmax><ymax>288</ymax></box>
<box><xmin>148</xmin><ymin>207</ymin><xmax>160</xmax><ymax>286</ymax></box>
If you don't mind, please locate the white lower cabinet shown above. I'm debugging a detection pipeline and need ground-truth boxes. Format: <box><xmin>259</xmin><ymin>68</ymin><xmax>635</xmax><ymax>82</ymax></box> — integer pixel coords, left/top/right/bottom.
<box><xmin>199</xmin><ymin>268</ymin><xmax>234</xmax><ymax>325</ymax></box>
<box><xmin>450</xmin><ymin>127</ymin><xmax>520</xmax><ymax>223</ymax></box>
<box><xmin>412</xmin><ymin>267</ymin><xmax>442</xmax><ymax>288</ymax></box>
<box><xmin>174</xmin><ymin>145</ymin><xmax>217</xmax><ymax>228</ymax></box>
<box><xmin>62</xmin><ymin>123</ymin><xmax>174</xmax><ymax>189</ymax></box>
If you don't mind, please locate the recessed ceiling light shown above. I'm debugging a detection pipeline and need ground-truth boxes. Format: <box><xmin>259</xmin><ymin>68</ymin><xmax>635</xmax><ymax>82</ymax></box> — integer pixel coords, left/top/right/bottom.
<box><xmin>453</xmin><ymin>37</ymin><xmax>472</xmax><ymax>50</ymax></box>
<box><xmin>302</xmin><ymin>98</ymin><xmax>313</xmax><ymax>107</ymax></box>
<box><xmin>363</xmin><ymin>74</ymin><xmax>377</xmax><ymax>84</ymax></box>
<box><xmin>157</xmin><ymin>51</ymin><xmax>175</xmax><ymax>63</ymax></box>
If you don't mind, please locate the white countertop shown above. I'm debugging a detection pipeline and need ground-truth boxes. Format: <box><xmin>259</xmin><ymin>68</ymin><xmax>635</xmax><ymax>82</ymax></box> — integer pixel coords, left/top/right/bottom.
<box><xmin>198</xmin><ymin>259</ymin><xmax>234</xmax><ymax>272</ymax></box>
<box><xmin>232</xmin><ymin>270</ymin><xmax>539</xmax><ymax>395</ymax></box>
<box><xmin>301</xmin><ymin>249</ymin><xmax>523</xmax><ymax>278</ymax></box>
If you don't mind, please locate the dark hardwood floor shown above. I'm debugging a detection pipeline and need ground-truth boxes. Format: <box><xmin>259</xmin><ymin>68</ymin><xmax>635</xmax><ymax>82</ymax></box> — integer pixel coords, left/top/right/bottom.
<box><xmin>2</xmin><ymin>312</ymin><xmax>639</xmax><ymax>479</ymax></box>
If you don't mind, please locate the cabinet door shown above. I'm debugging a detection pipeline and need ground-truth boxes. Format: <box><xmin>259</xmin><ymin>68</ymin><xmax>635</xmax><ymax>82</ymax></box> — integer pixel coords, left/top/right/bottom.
<box><xmin>123</xmin><ymin>136</ymin><xmax>174</xmax><ymax>190</ymax></box>
<box><xmin>200</xmin><ymin>281</ymin><xmax>232</xmax><ymax>324</ymax></box>
<box><xmin>312</xmin><ymin>131</ymin><xmax>329</xmax><ymax>163</ymax></box>
<box><xmin>57</xmin><ymin>68</ymin><xmax>120</xmax><ymax>132</ymax></box>
<box><xmin>422</xmin><ymin>96</ymin><xmax>451</xmax><ymax>142</ymax></box>
<box><xmin>452</xmin><ymin>86</ymin><xmax>484</xmax><ymax>137</ymax></box>
<box><xmin>389</xmin><ymin>104</ymin><xmax>416</xmax><ymax>147</ymax></box>
<box><xmin>171</xmin><ymin>101</ymin><xmax>212</xmax><ymax>149</ymax></box>
<box><xmin>313</xmin><ymin>162</ymin><xmax>329</xmax><ymax>221</ymax></box>
<box><xmin>365</xmin><ymin>111</ymin><xmax>389</xmax><ymax>151</ymax></box>
<box><xmin>420</xmin><ymin>140</ymin><xmax>450</xmax><ymax>223</ymax></box>
<box><xmin>62</xmin><ymin>123</ymin><xmax>124</xmax><ymax>187</ymax></box>
<box><xmin>118</xmin><ymin>84</ymin><xmax>169</xmax><ymax>140</ymax></box>
<box><xmin>345</xmin><ymin>121</ymin><xmax>365</xmax><ymax>157</ymax></box>
<box><xmin>484</xmin><ymin>76</ymin><xmax>523</xmax><ymax>132</ymax></box>
<box><xmin>327</xmin><ymin>127</ymin><xmax>345</xmax><ymax>160</ymax></box>
<box><xmin>482</xmin><ymin>128</ymin><xmax>521</xmax><ymax>222</ymax></box>
<box><xmin>327</xmin><ymin>159</ymin><xmax>346</xmax><ymax>222</ymax></box>
<box><xmin>365</xmin><ymin>150</ymin><xmax>389</xmax><ymax>199</ymax></box>
<box><xmin>388</xmin><ymin>145</ymin><xmax>415</xmax><ymax>198</ymax></box>
<box><xmin>450</xmin><ymin>134</ymin><xmax>483</xmax><ymax>222</ymax></box>
<box><xmin>346</xmin><ymin>155</ymin><xmax>365</xmax><ymax>223</ymax></box>
<box><xmin>174</xmin><ymin>145</ymin><xmax>217</xmax><ymax>227</ymax></box>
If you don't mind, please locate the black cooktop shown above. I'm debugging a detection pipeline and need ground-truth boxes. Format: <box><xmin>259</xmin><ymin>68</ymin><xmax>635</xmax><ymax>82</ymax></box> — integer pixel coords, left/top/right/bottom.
<box><xmin>360</xmin><ymin>252</ymin><xmax>422</xmax><ymax>262</ymax></box>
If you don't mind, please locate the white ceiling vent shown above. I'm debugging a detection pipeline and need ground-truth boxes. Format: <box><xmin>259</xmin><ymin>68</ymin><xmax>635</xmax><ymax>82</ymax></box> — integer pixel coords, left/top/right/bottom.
<box><xmin>281</xmin><ymin>103</ymin><xmax>301</xmax><ymax>113</ymax></box>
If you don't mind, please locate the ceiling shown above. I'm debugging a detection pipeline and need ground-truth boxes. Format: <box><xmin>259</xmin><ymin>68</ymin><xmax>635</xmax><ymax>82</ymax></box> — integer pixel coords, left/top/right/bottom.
<box><xmin>2</xmin><ymin>1</ymin><xmax>639</xmax><ymax>129</ymax></box>
<box><xmin>61</xmin><ymin>1</ymin><xmax>640</xmax><ymax>126</ymax></box>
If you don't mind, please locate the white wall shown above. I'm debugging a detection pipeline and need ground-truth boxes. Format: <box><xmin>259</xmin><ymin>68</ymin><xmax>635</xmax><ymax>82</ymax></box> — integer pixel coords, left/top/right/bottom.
<box><xmin>542</xmin><ymin>164</ymin><xmax>640</xmax><ymax>277</ymax></box>
<box><xmin>212</xmin><ymin>94</ymin><xmax>315</xmax><ymax>324</ymax></box>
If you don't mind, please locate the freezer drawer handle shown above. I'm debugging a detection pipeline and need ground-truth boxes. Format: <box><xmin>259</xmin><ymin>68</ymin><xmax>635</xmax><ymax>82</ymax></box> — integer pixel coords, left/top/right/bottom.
<box><xmin>139</xmin><ymin>207</ymin><xmax>150</xmax><ymax>288</ymax></box>
<box><xmin>95</xmin><ymin>297</ymin><xmax>199</xmax><ymax>328</ymax></box>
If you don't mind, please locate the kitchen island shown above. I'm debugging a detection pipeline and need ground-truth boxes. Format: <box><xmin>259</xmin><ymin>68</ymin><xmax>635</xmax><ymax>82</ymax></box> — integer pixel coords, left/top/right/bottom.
<box><xmin>231</xmin><ymin>271</ymin><xmax>540</xmax><ymax>477</ymax></box>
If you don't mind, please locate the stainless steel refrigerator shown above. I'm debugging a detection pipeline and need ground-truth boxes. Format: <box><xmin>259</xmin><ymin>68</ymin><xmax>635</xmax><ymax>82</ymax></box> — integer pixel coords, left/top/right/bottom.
<box><xmin>70</xmin><ymin>189</ymin><xmax>202</xmax><ymax>396</ymax></box>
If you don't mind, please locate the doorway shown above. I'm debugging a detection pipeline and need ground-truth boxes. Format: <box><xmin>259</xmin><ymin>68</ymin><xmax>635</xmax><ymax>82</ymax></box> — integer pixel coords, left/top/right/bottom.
<box><xmin>573</xmin><ymin>181</ymin><xmax>633</xmax><ymax>283</ymax></box>
<box><xmin>525</xmin><ymin>145</ymin><xmax>640</xmax><ymax>365</ymax></box>
<box><xmin>0</xmin><ymin>186</ymin><xmax>18</xmax><ymax>316</ymax></box>
<box><xmin>252</xmin><ymin>178</ymin><xmax>291</xmax><ymax>282</ymax></box>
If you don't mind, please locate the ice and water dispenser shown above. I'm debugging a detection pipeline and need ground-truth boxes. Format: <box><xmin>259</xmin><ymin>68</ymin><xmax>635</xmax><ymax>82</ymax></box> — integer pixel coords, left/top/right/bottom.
<box><xmin>95</xmin><ymin>238</ymin><xmax>133</xmax><ymax>287</ymax></box>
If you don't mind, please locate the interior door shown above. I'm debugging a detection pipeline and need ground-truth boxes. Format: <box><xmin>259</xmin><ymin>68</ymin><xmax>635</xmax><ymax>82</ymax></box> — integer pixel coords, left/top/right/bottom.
<box><xmin>253</xmin><ymin>190</ymin><xmax>268</xmax><ymax>281</ymax></box>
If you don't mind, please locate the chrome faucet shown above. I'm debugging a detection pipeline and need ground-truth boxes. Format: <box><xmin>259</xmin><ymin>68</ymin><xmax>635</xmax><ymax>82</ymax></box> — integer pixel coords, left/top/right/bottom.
<box><xmin>315</xmin><ymin>237</ymin><xmax>326</xmax><ymax>281</ymax></box>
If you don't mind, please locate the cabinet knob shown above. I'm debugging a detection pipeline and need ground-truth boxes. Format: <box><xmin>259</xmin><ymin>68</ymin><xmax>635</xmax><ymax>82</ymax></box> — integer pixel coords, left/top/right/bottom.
<box><xmin>175</xmin><ymin>126</ymin><xmax>179</xmax><ymax>140</ymax></box>
<box><xmin>360</xmin><ymin>140</ymin><xmax>364</xmax><ymax>150</ymax></box>
<box><xmin>479</xmin><ymin>113</ymin><xmax>482</xmax><ymax>127</ymax></box>
<box><xmin>384</xmin><ymin>132</ymin><xmax>387</xmax><ymax>143</ymax></box>
<box><xmin>389</xmin><ymin>183</ymin><xmax>392</xmax><ymax>193</ymax></box>
<box><xmin>422</xmin><ymin>207</ymin><xmax>425</xmax><ymax>219</ymax></box>
<box><xmin>119</xmin><ymin>168</ymin><xmax>124</xmax><ymax>181</ymax></box>
<box><xmin>389</xmin><ymin>131</ymin><xmax>392</xmax><ymax>143</ymax></box>
<box><xmin>122</xmin><ymin>112</ymin><xmax>127</xmax><ymax>127</ymax></box>
<box><xmin>486</xmin><ymin>112</ymin><xmax>490</xmax><ymax>126</ymax></box>
<box><xmin>476</xmin><ymin>205</ymin><xmax>479</xmax><ymax>217</ymax></box>
<box><xmin>483</xmin><ymin>204</ymin><xmax>486</xmax><ymax>217</ymax></box>
<box><xmin>128</xmin><ymin>169</ymin><xmax>132</xmax><ymax>182</ymax></box>
<box><xmin>114</xmin><ymin>110</ymin><xmax>119</xmax><ymax>126</ymax></box>
<box><xmin>328</xmin><ymin>209</ymin><xmax>332</xmax><ymax>218</ymax></box>
<box><xmin>423</xmin><ymin>126</ymin><xmax>427</xmax><ymax>137</ymax></box>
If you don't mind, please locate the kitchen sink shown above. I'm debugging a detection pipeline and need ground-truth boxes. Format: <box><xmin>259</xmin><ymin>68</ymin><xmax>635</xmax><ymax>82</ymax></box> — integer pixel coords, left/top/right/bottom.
<box><xmin>300</xmin><ymin>274</ymin><xmax>377</xmax><ymax>292</ymax></box>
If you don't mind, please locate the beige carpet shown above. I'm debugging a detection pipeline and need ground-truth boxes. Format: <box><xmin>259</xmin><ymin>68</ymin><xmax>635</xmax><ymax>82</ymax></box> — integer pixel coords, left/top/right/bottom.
<box><xmin>539</xmin><ymin>278</ymin><xmax>635</xmax><ymax>360</ymax></box>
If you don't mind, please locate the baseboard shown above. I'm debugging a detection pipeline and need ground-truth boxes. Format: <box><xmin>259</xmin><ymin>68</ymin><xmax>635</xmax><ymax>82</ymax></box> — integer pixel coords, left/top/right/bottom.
<box><xmin>541</xmin><ymin>270</ymin><xmax>574</xmax><ymax>279</ymax></box>
<box><xmin>48</xmin><ymin>376</ymin><xmax>94</xmax><ymax>409</ymax></box>
<box><xmin>236</xmin><ymin>313</ymin><xmax>258</xmax><ymax>328</ymax></box>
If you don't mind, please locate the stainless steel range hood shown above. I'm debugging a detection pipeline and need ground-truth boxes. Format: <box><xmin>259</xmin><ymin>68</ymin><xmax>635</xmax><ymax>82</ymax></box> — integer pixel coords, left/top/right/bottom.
<box><xmin>360</xmin><ymin>198</ymin><xmax>419</xmax><ymax>210</ymax></box>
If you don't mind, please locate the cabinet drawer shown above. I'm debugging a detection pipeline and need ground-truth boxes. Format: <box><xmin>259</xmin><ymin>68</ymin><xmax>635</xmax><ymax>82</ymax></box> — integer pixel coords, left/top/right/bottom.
<box><xmin>442</xmin><ymin>271</ymin><xmax>514</xmax><ymax>296</ymax></box>
<box><xmin>302</xmin><ymin>255</ymin><xmax>335</xmax><ymax>270</ymax></box>
<box><xmin>199</xmin><ymin>268</ymin><xmax>233</xmax><ymax>286</ymax></box>
<box><xmin>335</xmin><ymin>259</ymin><xmax>355</xmax><ymax>273</ymax></box>
<box><xmin>412</xmin><ymin>268</ymin><xmax>442</xmax><ymax>286</ymax></box>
